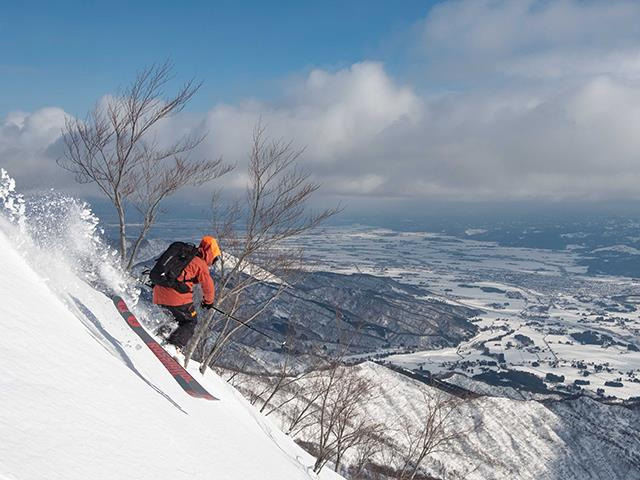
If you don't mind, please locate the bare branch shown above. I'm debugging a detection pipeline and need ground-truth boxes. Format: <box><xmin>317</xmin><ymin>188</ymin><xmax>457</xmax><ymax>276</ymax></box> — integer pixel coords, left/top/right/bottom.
<box><xmin>58</xmin><ymin>62</ymin><xmax>230</xmax><ymax>267</ymax></box>
<box><xmin>183</xmin><ymin>122</ymin><xmax>340</xmax><ymax>368</ymax></box>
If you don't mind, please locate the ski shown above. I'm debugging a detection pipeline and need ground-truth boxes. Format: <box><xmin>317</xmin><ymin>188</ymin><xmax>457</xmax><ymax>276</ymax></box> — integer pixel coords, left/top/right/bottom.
<box><xmin>111</xmin><ymin>295</ymin><xmax>218</xmax><ymax>401</ymax></box>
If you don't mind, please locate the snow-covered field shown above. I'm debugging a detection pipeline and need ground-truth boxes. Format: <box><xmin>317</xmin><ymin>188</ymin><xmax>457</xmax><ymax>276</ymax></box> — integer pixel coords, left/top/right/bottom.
<box><xmin>0</xmin><ymin>172</ymin><xmax>342</xmax><ymax>480</ymax></box>
<box><xmin>290</xmin><ymin>227</ymin><xmax>640</xmax><ymax>401</ymax></box>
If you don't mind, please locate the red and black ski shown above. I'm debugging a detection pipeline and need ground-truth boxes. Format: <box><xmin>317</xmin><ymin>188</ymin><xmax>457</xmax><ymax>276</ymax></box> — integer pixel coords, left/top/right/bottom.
<box><xmin>112</xmin><ymin>295</ymin><xmax>217</xmax><ymax>401</ymax></box>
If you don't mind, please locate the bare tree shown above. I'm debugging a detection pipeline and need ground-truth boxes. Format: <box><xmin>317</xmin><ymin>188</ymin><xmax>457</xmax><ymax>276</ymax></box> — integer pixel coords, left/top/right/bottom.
<box><xmin>310</xmin><ymin>365</ymin><xmax>382</xmax><ymax>474</ymax></box>
<box><xmin>285</xmin><ymin>371</ymin><xmax>327</xmax><ymax>436</ymax></box>
<box><xmin>258</xmin><ymin>331</ymin><xmax>299</xmax><ymax>414</ymax></box>
<box><xmin>59</xmin><ymin>61</ymin><xmax>231</xmax><ymax>269</ymax></box>
<box><xmin>184</xmin><ymin>123</ymin><xmax>340</xmax><ymax>369</ymax></box>
<box><xmin>261</xmin><ymin>369</ymin><xmax>316</xmax><ymax>418</ymax></box>
<box><xmin>396</xmin><ymin>392</ymin><xmax>473</xmax><ymax>480</ymax></box>
<box><xmin>350</xmin><ymin>428</ymin><xmax>389</xmax><ymax>479</ymax></box>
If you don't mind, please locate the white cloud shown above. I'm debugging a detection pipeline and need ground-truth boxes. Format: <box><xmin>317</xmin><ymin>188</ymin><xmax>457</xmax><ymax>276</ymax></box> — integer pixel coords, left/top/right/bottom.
<box><xmin>423</xmin><ymin>0</ymin><xmax>640</xmax><ymax>50</ymax></box>
<box><xmin>502</xmin><ymin>49</ymin><xmax>640</xmax><ymax>80</ymax></box>
<box><xmin>0</xmin><ymin>108</ymin><xmax>70</xmax><ymax>191</ymax></box>
<box><xmin>419</xmin><ymin>0</ymin><xmax>640</xmax><ymax>79</ymax></box>
<box><xmin>195</xmin><ymin>62</ymin><xmax>421</xmax><ymax>197</ymax></box>
<box><xmin>191</xmin><ymin>1</ymin><xmax>640</xmax><ymax>201</ymax></box>
<box><xmin>202</xmin><ymin>62</ymin><xmax>420</xmax><ymax>163</ymax></box>
<box><xmin>5</xmin><ymin>1</ymin><xmax>640</xmax><ymax>205</ymax></box>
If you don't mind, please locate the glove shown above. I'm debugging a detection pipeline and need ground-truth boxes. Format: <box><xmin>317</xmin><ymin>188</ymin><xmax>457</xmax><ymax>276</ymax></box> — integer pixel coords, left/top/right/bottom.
<box><xmin>200</xmin><ymin>300</ymin><xmax>214</xmax><ymax>310</ymax></box>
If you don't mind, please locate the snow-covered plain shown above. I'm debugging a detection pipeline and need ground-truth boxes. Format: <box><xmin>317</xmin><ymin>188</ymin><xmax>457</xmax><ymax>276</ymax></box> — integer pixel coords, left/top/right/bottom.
<box><xmin>0</xmin><ymin>172</ymin><xmax>342</xmax><ymax>480</ymax></box>
<box><xmin>288</xmin><ymin>227</ymin><xmax>640</xmax><ymax>401</ymax></box>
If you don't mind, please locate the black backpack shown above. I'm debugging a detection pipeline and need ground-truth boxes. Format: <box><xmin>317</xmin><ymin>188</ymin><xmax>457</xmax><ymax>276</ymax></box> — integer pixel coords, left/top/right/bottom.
<box><xmin>149</xmin><ymin>242</ymin><xmax>199</xmax><ymax>293</ymax></box>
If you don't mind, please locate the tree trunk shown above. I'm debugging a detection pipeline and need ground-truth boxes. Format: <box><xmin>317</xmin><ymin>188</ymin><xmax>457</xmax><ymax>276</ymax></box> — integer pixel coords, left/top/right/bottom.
<box><xmin>126</xmin><ymin>220</ymin><xmax>151</xmax><ymax>270</ymax></box>
<box><xmin>313</xmin><ymin>457</ymin><xmax>324</xmax><ymax>474</ymax></box>
<box><xmin>335</xmin><ymin>451</ymin><xmax>343</xmax><ymax>474</ymax></box>
<box><xmin>115</xmin><ymin>194</ymin><xmax>127</xmax><ymax>264</ymax></box>
<box><xmin>201</xmin><ymin>340</ymin><xmax>223</xmax><ymax>373</ymax></box>
<box><xmin>259</xmin><ymin>373</ymin><xmax>286</xmax><ymax>413</ymax></box>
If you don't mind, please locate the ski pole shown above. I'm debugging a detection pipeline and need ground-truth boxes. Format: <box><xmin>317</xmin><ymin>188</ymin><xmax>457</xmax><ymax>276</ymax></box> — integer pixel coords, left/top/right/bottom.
<box><xmin>210</xmin><ymin>305</ymin><xmax>287</xmax><ymax>348</ymax></box>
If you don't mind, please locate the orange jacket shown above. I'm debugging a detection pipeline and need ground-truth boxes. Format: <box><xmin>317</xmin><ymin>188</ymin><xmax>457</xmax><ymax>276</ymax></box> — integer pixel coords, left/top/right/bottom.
<box><xmin>152</xmin><ymin>241</ymin><xmax>217</xmax><ymax>307</ymax></box>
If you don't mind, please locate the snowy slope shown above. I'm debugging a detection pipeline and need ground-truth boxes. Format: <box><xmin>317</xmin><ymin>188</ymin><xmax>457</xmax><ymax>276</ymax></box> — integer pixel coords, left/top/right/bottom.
<box><xmin>358</xmin><ymin>362</ymin><xmax>640</xmax><ymax>479</ymax></box>
<box><xmin>234</xmin><ymin>361</ymin><xmax>640</xmax><ymax>479</ymax></box>
<box><xmin>0</xmin><ymin>222</ymin><xmax>342</xmax><ymax>478</ymax></box>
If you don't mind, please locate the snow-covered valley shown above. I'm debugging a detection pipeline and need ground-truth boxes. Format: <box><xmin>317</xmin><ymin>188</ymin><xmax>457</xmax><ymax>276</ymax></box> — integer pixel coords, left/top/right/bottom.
<box><xmin>288</xmin><ymin>227</ymin><xmax>640</xmax><ymax>402</ymax></box>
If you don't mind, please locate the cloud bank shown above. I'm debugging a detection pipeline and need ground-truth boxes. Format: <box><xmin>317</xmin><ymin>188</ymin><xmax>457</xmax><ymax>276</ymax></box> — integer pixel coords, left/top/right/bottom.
<box><xmin>4</xmin><ymin>0</ymin><xmax>640</xmax><ymax>205</ymax></box>
<box><xmin>0</xmin><ymin>108</ymin><xmax>69</xmax><ymax>190</ymax></box>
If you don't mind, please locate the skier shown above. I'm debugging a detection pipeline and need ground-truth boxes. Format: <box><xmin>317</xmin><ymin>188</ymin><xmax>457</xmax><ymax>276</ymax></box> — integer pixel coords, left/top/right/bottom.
<box><xmin>152</xmin><ymin>236</ymin><xmax>221</xmax><ymax>350</ymax></box>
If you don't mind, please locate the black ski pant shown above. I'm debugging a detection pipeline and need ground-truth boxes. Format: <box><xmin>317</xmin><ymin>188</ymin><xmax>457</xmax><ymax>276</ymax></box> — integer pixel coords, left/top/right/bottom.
<box><xmin>164</xmin><ymin>303</ymin><xmax>198</xmax><ymax>349</ymax></box>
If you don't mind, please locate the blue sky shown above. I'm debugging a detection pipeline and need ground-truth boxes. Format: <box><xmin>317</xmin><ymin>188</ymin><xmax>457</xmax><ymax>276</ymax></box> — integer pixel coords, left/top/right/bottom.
<box><xmin>0</xmin><ymin>0</ymin><xmax>432</xmax><ymax>116</ymax></box>
<box><xmin>4</xmin><ymin>0</ymin><xmax>640</xmax><ymax>206</ymax></box>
